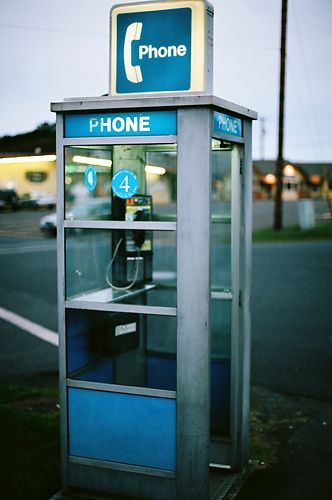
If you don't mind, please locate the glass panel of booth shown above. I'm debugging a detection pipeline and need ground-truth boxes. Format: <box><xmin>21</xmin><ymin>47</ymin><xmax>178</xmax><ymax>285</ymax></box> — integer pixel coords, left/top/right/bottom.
<box><xmin>65</xmin><ymin>228</ymin><xmax>176</xmax><ymax>307</ymax></box>
<box><xmin>65</xmin><ymin>308</ymin><xmax>176</xmax><ymax>391</ymax></box>
<box><xmin>64</xmin><ymin>144</ymin><xmax>177</xmax><ymax>222</ymax></box>
<box><xmin>211</xmin><ymin>138</ymin><xmax>232</xmax><ymax>292</ymax></box>
<box><xmin>63</xmin><ymin>142</ymin><xmax>177</xmax><ymax>391</ymax></box>
<box><xmin>209</xmin><ymin>139</ymin><xmax>240</xmax><ymax>446</ymax></box>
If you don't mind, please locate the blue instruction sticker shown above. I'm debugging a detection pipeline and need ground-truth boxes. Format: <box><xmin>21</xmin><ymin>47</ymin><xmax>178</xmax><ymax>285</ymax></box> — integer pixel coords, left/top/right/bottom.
<box><xmin>84</xmin><ymin>165</ymin><xmax>97</xmax><ymax>191</ymax></box>
<box><xmin>111</xmin><ymin>169</ymin><xmax>139</xmax><ymax>199</ymax></box>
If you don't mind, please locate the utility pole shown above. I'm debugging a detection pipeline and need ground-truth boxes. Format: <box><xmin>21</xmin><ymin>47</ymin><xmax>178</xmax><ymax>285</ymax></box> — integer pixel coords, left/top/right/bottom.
<box><xmin>274</xmin><ymin>0</ymin><xmax>288</xmax><ymax>230</ymax></box>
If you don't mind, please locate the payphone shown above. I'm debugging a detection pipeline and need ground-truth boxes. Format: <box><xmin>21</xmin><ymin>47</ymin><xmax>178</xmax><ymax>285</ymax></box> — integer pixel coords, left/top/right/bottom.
<box><xmin>110</xmin><ymin>194</ymin><xmax>153</xmax><ymax>289</ymax></box>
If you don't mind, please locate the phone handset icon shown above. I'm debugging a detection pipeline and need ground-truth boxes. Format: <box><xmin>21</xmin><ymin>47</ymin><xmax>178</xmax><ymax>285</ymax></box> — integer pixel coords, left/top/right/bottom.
<box><xmin>124</xmin><ymin>22</ymin><xmax>143</xmax><ymax>83</ymax></box>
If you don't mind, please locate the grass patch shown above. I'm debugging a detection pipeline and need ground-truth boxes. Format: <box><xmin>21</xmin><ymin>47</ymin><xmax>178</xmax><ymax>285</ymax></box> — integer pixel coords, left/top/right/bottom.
<box><xmin>248</xmin><ymin>386</ymin><xmax>308</xmax><ymax>469</ymax></box>
<box><xmin>0</xmin><ymin>383</ymin><xmax>60</xmax><ymax>500</ymax></box>
<box><xmin>253</xmin><ymin>221</ymin><xmax>332</xmax><ymax>243</ymax></box>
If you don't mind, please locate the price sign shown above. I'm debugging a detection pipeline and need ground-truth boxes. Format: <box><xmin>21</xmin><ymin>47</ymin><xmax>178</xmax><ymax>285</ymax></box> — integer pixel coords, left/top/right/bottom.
<box><xmin>111</xmin><ymin>169</ymin><xmax>139</xmax><ymax>199</ymax></box>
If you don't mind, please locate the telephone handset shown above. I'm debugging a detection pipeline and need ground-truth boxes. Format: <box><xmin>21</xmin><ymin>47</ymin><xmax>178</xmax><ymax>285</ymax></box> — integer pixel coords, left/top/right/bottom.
<box><xmin>107</xmin><ymin>195</ymin><xmax>153</xmax><ymax>290</ymax></box>
<box><xmin>124</xmin><ymin>22</ymin><xmax>143</xmax><ymax>84</ymax></box>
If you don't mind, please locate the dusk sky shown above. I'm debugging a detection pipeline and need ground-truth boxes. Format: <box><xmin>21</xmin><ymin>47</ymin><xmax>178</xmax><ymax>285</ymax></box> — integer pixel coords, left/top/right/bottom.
<box><xmin>0</xmin><ymin>0</ymin><xmax>331</xmax><ymax>162</ymax></box>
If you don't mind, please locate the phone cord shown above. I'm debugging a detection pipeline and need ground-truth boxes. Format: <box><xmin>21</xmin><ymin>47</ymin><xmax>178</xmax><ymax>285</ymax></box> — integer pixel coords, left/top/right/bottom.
<box><xmin>106</xmin><ymin>238</ymin><xmax>142</xmax><ymax>291</ymax></box>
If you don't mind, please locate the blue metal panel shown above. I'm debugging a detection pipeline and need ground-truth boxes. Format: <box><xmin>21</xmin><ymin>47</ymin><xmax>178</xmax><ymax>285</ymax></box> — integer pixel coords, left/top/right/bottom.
<box><xmin>64</xmin><ymin>111</ymin><xmax>177</xmax><ymax>138</ymax></box>
<box><xmin>68</xmin><ymin>388</ymin><xmax>176</xmax><ymax>471</ymax></box>
<box><xmin>146</xmin><ymin>356</ymin><xmax>230</xmax><ymax>434</ymax></box>
<box><xmin>147</xmin><ymin>356</ymin><xmax>176</xmax><ymax>391</ymax></box>
<box><xmin>213</xmin><ymin>111</ymin><xmax>242</xmax><ymax>138</ymax></box>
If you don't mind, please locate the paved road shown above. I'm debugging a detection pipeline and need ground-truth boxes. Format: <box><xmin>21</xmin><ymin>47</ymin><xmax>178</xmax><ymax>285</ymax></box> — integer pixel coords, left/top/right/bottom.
<box><xmin>0</xmin><ymin>207</ymin><xmax>332</xmax><ymax>500</ymax></box>
<box><xmin>0</xmin><ymin>208</ymin><xmax>331</xmax><ymax>399</ymax></box>
<box><xmin>0</xmin><ymin>227</ymin><xmax>58</xmax><ymax>379</ymax></box>
<box><xmin>0</xmin><ymin>208</ymin><xmax>331</xmax><ymax>498</ymax></box>
<box><xmin>252</xmin><ymin>240</ymin><xmax>332</xmax><ymax>401</ymax></box>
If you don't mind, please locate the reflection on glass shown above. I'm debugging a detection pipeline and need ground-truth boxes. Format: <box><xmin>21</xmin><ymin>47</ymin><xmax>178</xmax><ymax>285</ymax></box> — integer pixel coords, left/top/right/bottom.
<box><xmin>211</xmin><ymin>222</ymin><xmax>232</xmax><ymax>291</ymax></box>
<box><xmin>65</xmin><ymin>229</ymin><xmax>177</xmax><ymax>307</ymax></box>
<box><xmin>65</xmin><ymin>146</ymin><xmax>112</xmax><ymax>220</ymax></box>
<box><xmin>211</xmin><ymin>139</ymin><xmax>232</xmax><ymax>219</ymax></box>
<box><xmin>146</xmin><ymin>150</ymin><xmax>177</xmax><ymax>221</ymax></box>
<box><xmin>64</xmin><ymin>144</ymin><xmax>177</xmax><ymax>222</ymax></box>
<box><xmin>66</xmin><ymin>309</ymin><xmax>176</xmax><ymax>390</ymax></box>
<box><xmin>211</xmin><ymin>299</ymin><xmax>231</xmax><ymax>359</ymax></box>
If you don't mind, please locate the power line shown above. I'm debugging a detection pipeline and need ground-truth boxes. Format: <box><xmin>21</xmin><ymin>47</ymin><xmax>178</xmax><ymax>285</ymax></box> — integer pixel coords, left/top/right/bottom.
<box><xmin>288</xmin><ymin>61</ymin><xmax>321</xmax><ymax>162</ymax></box>
<box><xmin>290</xmin><ymin>0</ymin><xmax>324</xmax><ymax>160</ymax></box>
<box><xmin>215</xmin><ymin>42</ymin><xmax>278</xmax><ymax>51</ymax></box>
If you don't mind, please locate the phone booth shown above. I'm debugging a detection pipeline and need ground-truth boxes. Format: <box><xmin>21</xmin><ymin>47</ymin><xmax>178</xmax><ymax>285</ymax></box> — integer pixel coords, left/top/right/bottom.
<box><xmin>52</xmin><ymin>94</ymin><xmax>256</xmax><ymax>499</ymax></box>
<box><xmin>52</xmin><ymin>1</ymin><xmax>257</xmax><ymax>498</ymax></box>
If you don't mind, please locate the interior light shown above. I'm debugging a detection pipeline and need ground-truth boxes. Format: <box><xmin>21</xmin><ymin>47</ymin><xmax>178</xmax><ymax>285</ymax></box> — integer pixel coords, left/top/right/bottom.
<box><xmin>72</xmin><ymin>155</ymin><xmax>112</xmax><ymax>167</ymax></box>
<box><xmin>0</xmin><ymin>154</ymin><xmax>56</xmax><ymax>164</ymax></box>
<box><xmin>283</xmin><ymin>164</ymin><xmax>296</xmax><ymax>177</ymax></box>
<box><xmin>145</xmin><ymin>165</ymin><xmax>166</xmax><ymax>175</ymax></box>
<box><xmin>264</xmin><ymin>173</ymin><xmax>276</xmax><ymax>185</ymax></box>
<box><xmin>310</xmin><ymin>174</ymin><xmax>321</xmax><ymax>185</ymax></box>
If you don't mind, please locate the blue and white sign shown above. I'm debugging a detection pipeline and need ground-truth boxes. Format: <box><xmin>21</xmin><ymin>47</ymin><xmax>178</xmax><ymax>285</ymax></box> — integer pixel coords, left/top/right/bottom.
<box><xmin>65</xmin><ymin>111</ymin><xmax>177</xmax><ymax>138</ymax></box>
<box><xmin>111</xmin><ymin>170</ymin><xmax>139</xmax><ymax>199</ymax></box>
<box><xmin>115</xmin><ymin>8</ymin><xmax>191</xmax><ymax>93</ymax></box>
<box><xmin>214</xmin><ymin>111</ymin><xmax>243</xmax><ymax>138</ymax></box>
<box><xmin>110</xmin><ymin>1</ymin><xmax>208</xmax><ymax>95</ymax></box>
<box><xmin>84</xmin><ymin>166</ymin><xmax>97</xmax><ymax>192</ymax></box>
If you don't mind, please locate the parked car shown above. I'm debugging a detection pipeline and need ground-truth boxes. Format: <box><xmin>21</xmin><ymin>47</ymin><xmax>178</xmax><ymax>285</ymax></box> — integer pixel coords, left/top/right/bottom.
<box><xmin>39</xmin><ymin>212</ymin><xmax>57</xmax><ymax>237</ymax></box>
<box><xmin>0</xmin><ymin>189</ymin><xmax>19</xmax><ymax>210</ymax></box>
<box><xmin>18</xmin><ymin>193</ymin><xmax>38</xmax><ymax>209</ymax></box>
<box><xmin>39</xmin><ymin>198</ymin><xmax>111</xmax><ymax>237</ymax></box>
<box><xmin>32</xmin><ymin>192</ymin><xmax>56</xmax><ymax>209</ymax></box>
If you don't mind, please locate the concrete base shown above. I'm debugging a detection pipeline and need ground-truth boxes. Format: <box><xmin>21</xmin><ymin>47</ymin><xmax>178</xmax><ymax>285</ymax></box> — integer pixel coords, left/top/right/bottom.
<box><xmin>209</xmin><ymin>462</ymin><xmax>257</xmax><ymax>499</ymax></box>
<box><xmin>50</xmin><ymin>463</ymin><xmax>256</xmax><ymax>500</ymax></box>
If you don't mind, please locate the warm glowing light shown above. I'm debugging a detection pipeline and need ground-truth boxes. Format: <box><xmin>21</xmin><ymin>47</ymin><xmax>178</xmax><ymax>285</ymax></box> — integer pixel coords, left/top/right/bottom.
<box><xmin>283</xmin><ymin>164</ymin><xmax>296</xmax><ymax>177</ymax></box>
<box><xmin>264</xmin><ymin>173</ymin><xmax>276</xmax><ymax>185</ymax></box>
<box><xmin>0</xmin><ymin>154</ymin><xmax>56</xmax><ymax>164</ymax></box>
<box><xmin>72</xmin><ymin>155</ymin><xmax>112</xmax><ymax>167</ymax></box>
<box><xmin>310</xmin><ymin>174</ymin><xmax>321</xmax><ymax>185</ymax></box>
<box><xmin>145</xmin><ymin>165</ymin><xmax>166</xmax><ymax>175</ymax></box>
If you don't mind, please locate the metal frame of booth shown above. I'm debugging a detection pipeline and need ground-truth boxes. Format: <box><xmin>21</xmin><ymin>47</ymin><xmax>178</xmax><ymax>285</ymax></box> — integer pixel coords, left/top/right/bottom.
<box><xmin>52</xmin><ymin>94</ymin><xmax>257</xmax><ymax>499</ymax></box>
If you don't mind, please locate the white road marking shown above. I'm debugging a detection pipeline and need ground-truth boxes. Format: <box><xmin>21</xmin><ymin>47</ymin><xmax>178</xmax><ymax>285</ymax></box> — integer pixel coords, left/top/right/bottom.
<box><xmin>0</xmin><ymin>242</ymin><xmax>56</xmax><ymax>255</ymax></box>
<box><xmin>0</xmin><ymin>306</ymin><xmax>58</xmax><ymax>346</ymax></box>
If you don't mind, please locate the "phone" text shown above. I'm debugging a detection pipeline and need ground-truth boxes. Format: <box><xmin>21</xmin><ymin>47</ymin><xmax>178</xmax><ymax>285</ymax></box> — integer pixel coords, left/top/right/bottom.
<box><xmin>138</xmin><ymin>44</ymin><xmax>187</xmax><ymax>60</ymax></box>
<box><xmin>89</xmin><ymin>116</ymin><xmax>151</xmax><ymax>134</ymax></box>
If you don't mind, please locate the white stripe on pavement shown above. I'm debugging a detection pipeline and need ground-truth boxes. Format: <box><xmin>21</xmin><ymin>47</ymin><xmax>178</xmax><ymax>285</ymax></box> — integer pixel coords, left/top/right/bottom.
<box><xmin>0</xmin><ymin>306</ymin><xmax>58</xmax><ymax>346</ymax></box>
<box><xmin>0</xmin><ymin>243</ymin><xmax>56</xmax><ymax>255</ymax></box>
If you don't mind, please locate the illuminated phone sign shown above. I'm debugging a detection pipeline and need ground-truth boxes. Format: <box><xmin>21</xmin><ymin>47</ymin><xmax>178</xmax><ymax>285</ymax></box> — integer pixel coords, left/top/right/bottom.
<box><xmin>64</xmin><ymin>111</ymin><xmax>177</xmax><ymax>137</ymax></box>
<box><xmin>214</xmin><ymin>111</ymin><xmax>243</xmax><ymax>138</ymax></box>
<box><xmin>110</xmin><ymin>1</ymin><xmax>209</xmax><ymax>95</ymax></box>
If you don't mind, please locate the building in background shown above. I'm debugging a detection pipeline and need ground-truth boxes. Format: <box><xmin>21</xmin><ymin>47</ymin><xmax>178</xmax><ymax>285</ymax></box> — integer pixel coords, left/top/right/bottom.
<box><xmin>0</xmin><ymin>125</ymin><xmax>331</xmax><ymax>204</ymax></box>
<box><xmin>253</xmin><ymin>160</ymin><xmax>331</xmax><ymax>201</ymax></box>
<box><xmin>0</xmin><ymin>154</ymin><xmax>56</xmax><ymax>197</ymax></box>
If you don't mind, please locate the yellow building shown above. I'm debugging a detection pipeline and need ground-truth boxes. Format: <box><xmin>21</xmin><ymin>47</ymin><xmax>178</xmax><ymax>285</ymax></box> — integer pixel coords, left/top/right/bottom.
<box><xmin>0</xmin><ymin>154</ymin><xmax>56</xmax><ymax>197</ymax></box>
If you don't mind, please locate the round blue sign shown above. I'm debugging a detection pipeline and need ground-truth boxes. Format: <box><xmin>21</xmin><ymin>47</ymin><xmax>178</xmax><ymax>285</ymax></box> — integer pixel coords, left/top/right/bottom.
<box><xmin>84</xmin><ymin>165</ymin><xmax>97</xmax><ymax>192</ymax></box>
<box><xmin>111</xmin><ymin>169</ymin><xmax>139</xmax><ymax>199</ymax></box>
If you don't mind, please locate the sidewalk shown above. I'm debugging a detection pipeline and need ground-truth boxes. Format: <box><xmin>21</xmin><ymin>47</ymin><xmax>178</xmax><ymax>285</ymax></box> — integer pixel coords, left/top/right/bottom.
<box><xmin>237</xmin><ymin>385</ymin><xmax>332</xmax><ymax>500</ymax></box>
